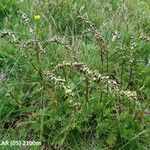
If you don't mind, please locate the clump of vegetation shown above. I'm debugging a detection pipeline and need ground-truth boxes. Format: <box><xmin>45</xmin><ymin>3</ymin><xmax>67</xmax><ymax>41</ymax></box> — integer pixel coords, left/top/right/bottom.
<box><xmin>0</xmin><ymin>0</ymin><xmax>150</xmax><ymax>149</ymax></box>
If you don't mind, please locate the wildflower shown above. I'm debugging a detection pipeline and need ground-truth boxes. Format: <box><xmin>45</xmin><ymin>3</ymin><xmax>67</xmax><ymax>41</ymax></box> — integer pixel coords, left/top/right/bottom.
<box><xmin>0</xmin><ymin>73</ymin><xmax>5</xmax><ymax>81</ymax></box>
<box><xmin>34</xmin><ymin>15</ymin><xmax>41</xmax><ymax>21</ymax></box>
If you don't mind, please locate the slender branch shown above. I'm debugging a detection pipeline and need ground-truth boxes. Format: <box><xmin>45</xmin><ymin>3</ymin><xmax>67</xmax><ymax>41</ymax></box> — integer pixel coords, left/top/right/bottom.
<box><xmin>2</xmin><ymin>81</ymin><xmax>22</xmax><ymax>107</ymax></box>
<box><xmin>85</xmin><ymin>76</ymin><xmax>89</xmax><ymax>102</ymax></box>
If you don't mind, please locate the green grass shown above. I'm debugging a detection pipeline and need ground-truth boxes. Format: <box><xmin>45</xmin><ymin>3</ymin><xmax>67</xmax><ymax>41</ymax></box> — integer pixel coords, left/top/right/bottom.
<box><xmin>0</xmin><ymin>0</ymin><xmax>150</xmax><ymax>149</ymax></box>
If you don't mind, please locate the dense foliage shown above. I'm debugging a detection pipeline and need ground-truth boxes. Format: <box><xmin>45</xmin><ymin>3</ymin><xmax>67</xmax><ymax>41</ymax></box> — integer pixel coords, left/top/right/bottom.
<box><xmin>0</xmin><ymin>0</ymin><xmax>150</xmax><ymax>149</ymax></box>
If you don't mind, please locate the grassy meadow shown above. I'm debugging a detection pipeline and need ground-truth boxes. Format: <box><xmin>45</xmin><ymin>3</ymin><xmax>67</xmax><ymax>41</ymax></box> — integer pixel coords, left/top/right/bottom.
<box><xmin>0</xmin><ymin>0</ymin><xmax>150</xmax><ymax>149</ymax></box>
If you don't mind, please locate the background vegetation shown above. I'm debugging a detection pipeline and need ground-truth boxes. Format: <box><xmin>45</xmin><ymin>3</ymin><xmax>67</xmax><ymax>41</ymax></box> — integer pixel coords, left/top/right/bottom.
<box><xmin>0</xmin><ymin>0</ymin><xmax>150</xmax><ymax>149</ymax></box>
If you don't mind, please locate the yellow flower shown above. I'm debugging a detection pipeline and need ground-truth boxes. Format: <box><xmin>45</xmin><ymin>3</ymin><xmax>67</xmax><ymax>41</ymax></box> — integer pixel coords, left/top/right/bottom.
<box><xmin>34</xmin><ymin>15</ymin><xmax>41</xmax><ymax>21</ymax></box>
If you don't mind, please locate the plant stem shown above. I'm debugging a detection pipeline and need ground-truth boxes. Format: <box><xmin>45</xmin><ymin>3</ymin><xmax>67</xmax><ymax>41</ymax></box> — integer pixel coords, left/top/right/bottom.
<box><xmin>85</xmin><ymin>76</ymin><xmax>89</xmax><ymax>102</ymax></box>
<box><xmin>3</xmin><ymin>81</ymin><xmax>22</xmax><ymax>107</ymax></box>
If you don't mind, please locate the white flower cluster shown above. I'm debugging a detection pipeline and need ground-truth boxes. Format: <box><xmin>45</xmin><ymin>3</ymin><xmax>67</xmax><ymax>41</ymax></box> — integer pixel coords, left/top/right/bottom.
<box><xmin>0</xmin><ymin>30</ymin><xmax>17</xmax><ymax>42</ymax></box>
<box><xmin>52</xmin><ymin>61</ymin><xmax>116</xmax><ymax>85</ymax></box>
<box><xmin>44</xmin><ymin>71</ymin><xmax>66</xmax><ymax>86</ymax></box>
<box><xmin>43</xmin><ymin>61</ymin><xmax>139</xmax><ymax>103</ymax></box>
<box><xmin>44</xmin><ymin>70</ymin><xmax>74</xmax><ymax>96</ymax></box>
<box><xmin>18</xmin><ymin>11</ymin><xmax>33</xmax><ymax>34</ymax></box>
<box><xmin>121</xmin><ymin>90</ymin><xmax>137</xmax><ymax>100</ymax></box>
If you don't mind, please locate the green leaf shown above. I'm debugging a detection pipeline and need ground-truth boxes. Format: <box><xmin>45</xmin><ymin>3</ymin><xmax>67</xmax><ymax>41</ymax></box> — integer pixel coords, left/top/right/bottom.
<box><xmin>106</xmin><ymin>132</ymin><xmax>117</xmax><ymax>147</ymax></box>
